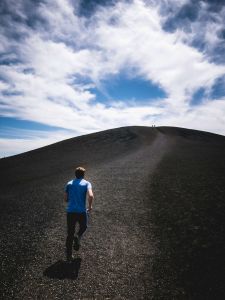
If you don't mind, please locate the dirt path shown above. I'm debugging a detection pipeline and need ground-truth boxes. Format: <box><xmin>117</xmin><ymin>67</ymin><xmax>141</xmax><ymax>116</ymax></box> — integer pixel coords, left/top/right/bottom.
<box><xmin>12</xmin><ymin>132</ymin><xmax>172</xmax><ymax>299</ymax></box>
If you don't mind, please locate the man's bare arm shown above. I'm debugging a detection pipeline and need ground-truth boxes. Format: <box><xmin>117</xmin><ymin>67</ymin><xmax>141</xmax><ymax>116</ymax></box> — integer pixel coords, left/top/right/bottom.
<box><xmin>87</xmin><ymin>189</ymin><xmax>94</xmax><ymax>211</ymax></box>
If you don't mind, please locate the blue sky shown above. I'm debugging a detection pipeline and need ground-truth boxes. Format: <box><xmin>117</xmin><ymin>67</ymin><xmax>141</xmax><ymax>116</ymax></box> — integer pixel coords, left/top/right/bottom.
<box><xmin>1</xmin><ymin>0</ymin><xmax>225</xmax><ymax>157</ymax></box>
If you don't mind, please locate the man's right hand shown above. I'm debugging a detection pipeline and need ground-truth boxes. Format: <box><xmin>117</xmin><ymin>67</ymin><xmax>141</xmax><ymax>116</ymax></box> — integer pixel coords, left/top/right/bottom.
<box><xmin>87</xmin><ymin>206</ymin><xmax>92</xmax><ymax>212</ymax></box>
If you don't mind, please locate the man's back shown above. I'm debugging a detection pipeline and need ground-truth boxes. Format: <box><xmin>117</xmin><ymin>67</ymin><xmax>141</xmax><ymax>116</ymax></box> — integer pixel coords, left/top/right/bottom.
<box><xmin>65</xmin><ymin>178</ymin><xmax>92</xmax><ymax>213</ymax></box>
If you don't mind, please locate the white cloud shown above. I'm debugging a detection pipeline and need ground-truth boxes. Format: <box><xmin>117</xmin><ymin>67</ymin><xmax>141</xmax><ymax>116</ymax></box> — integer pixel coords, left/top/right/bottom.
<box><xmin>0</xmin><ymin>129</ymin><xmax>77</xmax><ymax>157</ymax></box>
<box><xmin>0</xmin><ymin>80</ymin><xmax>10</xmax><ymax>91</ymax></box>
<box><xmin>159</xmin><ymin>0</ymin><xmax>225</xmax><ymax>64</ymax></box>
<box><xmin>0</xmin><ymin>0</ymin><xmax>225</xmax><ymax>157</ymax></box>
<box><xmin>158</xmin><ymin>97</ymin><xmax>225</xmax><ymax>136</ymax></box>
<box><xmin>90</xmin><ymin>0</ymin><xmax>225</xmax><ymax>104</ymax></box>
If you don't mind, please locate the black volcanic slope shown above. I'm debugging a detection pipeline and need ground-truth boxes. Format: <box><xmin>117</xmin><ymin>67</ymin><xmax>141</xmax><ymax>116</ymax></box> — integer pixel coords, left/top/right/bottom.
<box><xmin>0</xmin><ymin>126</ymin><xmax>225</xmax><ymax>299</ymax></box>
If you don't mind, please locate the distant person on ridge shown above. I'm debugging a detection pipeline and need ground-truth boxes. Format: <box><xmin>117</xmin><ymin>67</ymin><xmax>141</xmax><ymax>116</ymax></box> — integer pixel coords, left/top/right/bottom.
<box><xmin>64</xmin><ymin>166</ymin><xmax>94</xmax><ymax>261</ymax></box>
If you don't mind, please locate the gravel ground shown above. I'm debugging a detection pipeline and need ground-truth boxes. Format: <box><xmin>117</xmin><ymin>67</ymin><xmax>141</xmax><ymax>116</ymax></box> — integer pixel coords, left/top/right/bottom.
<box><xmin>0</xmin><ymin>126</ymin><xmax>225</xmax><ymax>299</ymax></box>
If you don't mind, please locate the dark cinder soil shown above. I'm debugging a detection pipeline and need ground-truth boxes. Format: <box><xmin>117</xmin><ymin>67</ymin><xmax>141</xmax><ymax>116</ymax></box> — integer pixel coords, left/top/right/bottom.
<box><xmin>0</xmin><ymin>126</ymin><xmax>225</xmax><ymax>299</ymax></box>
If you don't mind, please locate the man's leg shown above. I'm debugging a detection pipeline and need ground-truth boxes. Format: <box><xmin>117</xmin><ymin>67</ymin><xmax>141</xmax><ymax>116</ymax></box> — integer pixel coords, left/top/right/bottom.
<box><xmin>77</xmin><ymin>211</ymin><xmax>88</xmax><ymax>238</ymax></box>
<box><xmin>66</xmin><ymin>213</ymin><xmax>77</xmax><ymax>258</ymax></box>
<box><xmin>73</xmin><ymin>212</ymin><xmax>88</xmax><ymax>251</ymax></box>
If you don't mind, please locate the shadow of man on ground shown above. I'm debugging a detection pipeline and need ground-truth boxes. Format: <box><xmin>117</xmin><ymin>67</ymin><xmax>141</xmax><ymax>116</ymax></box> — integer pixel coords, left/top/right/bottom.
<box><xmin>43</xmin><ymin>258</ymin><xmax>82</xmax><ymax>280</ymax></box>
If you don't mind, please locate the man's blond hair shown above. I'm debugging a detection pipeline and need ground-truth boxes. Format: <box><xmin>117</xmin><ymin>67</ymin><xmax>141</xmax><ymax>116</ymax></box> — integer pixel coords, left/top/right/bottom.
<box><xmin>75</xmin><ymin>166</ymin><xmax>86</xmax><ymax>179</ymax></box>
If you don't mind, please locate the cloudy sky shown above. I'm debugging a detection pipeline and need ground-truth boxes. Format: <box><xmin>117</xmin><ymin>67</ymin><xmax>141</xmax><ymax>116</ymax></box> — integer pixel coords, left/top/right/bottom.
<box><xmin>1</xmin><ymin>0</ymin><xmax>225</xmax><ymax>157</ymax></box>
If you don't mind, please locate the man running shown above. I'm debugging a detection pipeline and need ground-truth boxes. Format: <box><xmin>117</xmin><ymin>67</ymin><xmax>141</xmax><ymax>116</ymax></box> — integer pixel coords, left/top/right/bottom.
<box><xmin>64</xmin><ymin>166</ymin><xmax>94</xmax><ymax>261</ymax></box>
